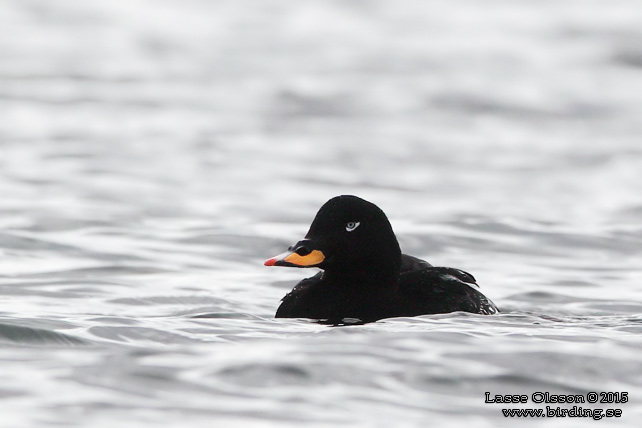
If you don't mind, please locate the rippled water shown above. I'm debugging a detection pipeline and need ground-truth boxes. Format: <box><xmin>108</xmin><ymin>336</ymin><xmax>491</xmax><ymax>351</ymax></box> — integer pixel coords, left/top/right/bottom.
<box><xmin>1</xmin><ymin>0</ymin><xmax>642</xmax><ymax>427</ymax></box>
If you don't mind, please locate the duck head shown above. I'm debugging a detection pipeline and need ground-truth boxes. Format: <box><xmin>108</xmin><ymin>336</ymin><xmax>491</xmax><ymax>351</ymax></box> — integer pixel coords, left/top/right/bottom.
<box><xmin>265</xmin><ymin>195</ymin><xmax>402</xmax><ymax>279</ymax></box>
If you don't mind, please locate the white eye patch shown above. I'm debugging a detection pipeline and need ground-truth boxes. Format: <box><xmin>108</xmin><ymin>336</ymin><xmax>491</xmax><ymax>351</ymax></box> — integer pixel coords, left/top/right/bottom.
<box><xmin>345</xmin><ymin>221</ymin><xmax>360</xmax><ymax>232</ymax></box>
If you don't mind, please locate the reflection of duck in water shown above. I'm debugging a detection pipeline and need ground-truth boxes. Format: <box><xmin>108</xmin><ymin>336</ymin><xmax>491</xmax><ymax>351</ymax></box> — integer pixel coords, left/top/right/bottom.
<box><xmin>266</xmin><ymin>195</ymin><xmax>498</xmax><ymax>324</ymax></box>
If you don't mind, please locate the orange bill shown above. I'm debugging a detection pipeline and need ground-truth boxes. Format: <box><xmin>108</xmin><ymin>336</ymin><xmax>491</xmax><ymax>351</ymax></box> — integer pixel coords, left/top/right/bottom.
<box><xmin>264</xmin><ymin>249</ymin><xmax>325</xmax><ymax>267</ymax></box>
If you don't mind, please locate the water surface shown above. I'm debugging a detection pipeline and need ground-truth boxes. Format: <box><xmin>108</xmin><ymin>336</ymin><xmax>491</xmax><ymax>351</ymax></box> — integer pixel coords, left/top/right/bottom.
<box><xmin>1</xmin><ymin>1</ymin><xmax>642</xmax><ymax>427</ymax></box>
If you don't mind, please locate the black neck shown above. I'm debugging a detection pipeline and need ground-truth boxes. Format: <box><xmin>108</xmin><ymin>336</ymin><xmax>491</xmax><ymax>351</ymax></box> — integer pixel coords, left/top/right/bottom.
<box><xmin>322</xmin><ymin>257</ymin><xmax>401</xmax><ymax>287</ymax></box>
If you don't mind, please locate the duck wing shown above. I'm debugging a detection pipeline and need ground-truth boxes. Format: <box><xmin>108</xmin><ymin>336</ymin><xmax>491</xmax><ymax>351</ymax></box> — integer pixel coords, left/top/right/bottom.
<box><xmin>399</xmin><ymin>263</ymin><xmax>498</xmax><ymax>315</ymax></box>
<box><xmin>400</xmin><ymin>254</ymin><xmax>432</xmax><ymax>272</ymax></box>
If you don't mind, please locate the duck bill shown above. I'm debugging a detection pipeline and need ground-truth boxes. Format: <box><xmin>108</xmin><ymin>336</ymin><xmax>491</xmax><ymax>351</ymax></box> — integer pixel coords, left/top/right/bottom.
<box><xmin>264</xmin><ymin>249</ymin><xmax>325</xmax><ymax>268</ymax></box>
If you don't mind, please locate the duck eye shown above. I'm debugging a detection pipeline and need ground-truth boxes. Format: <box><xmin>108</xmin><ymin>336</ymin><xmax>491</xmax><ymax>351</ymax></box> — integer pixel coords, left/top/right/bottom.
<box><xmin>345</xmin><ymin>221</ymin><xmax>360</xmax><ymax>232</ymax></box>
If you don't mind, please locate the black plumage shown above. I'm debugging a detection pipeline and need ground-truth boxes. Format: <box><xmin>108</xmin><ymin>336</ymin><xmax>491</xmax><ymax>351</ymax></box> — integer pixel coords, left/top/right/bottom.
<box><xmin>266</xmin><ymin>195</ymin><xmax>498</xmax><ymax>324</ymax></box>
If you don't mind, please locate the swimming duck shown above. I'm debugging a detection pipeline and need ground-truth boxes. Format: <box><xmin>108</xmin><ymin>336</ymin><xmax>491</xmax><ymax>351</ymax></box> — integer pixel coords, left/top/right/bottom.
<box><xmin>265</xmin><ymin>195</ymin><xmax>498</xmax><ymax>323</ymax></box>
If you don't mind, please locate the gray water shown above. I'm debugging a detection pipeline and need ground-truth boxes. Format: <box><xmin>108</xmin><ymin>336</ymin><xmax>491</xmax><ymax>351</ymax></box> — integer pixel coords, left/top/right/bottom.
<box><xmin>1</xmin><ymin>0</ymin><xmax>642</xmax><ymax>427</ymax></box>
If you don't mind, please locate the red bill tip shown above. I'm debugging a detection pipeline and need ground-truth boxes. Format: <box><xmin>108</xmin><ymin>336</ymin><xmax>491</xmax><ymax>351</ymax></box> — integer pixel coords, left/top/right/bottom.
<box><xmin>264</xmin><ymin>258</ymin><xmax>277</xmax><ymax>266</ymax></box>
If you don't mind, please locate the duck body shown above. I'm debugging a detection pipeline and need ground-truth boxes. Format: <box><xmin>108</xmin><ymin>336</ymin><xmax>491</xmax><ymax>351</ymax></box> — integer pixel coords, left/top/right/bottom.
<box><xmin>266</xmin><ymin>196</ymin><xmax>498</xmax><ymax>324</ymax></box>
